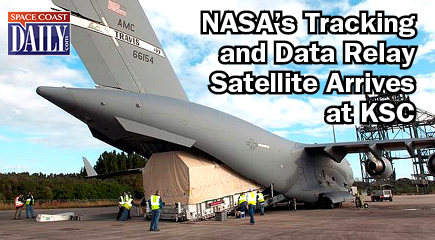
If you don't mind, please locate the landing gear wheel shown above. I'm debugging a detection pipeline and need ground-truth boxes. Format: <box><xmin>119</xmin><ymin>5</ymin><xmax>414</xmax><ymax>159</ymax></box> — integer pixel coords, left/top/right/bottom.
<box><xmin>304</xmin><ymin>202</ymin><xmax>314</xmax><ymax>209</ymax></box>
<box><xmin>322</xmin><ymin>198</ymin><xmax>334</xmax><ymax>209</ymax></box>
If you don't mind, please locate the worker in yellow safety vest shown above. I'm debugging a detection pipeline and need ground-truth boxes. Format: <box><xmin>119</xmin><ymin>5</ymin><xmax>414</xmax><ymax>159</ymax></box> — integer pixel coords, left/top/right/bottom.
<box><xmin>148</xmin><ymin>190</ymin><xmax>164</xmax><ymax>231</ymax></box>
<box><xmin>247</xmin><ymin>189</ymin><xmax>257</xmax><ymax>224</ymax></box>
<box><xmin>116</xmin><ymin>192</ymin><xmax>127</xmax><ymax>221</ymax></box>
<box><xmin>14</xmin><ymin>194</ymin><xmax>24</xmax><ymax>220</ymax></box>
<box><xmin>238</xmin><ymin>193</ymin><xmax>247</xmax><ymax>218</ymax></box>
<box><xmin>257</xmin><ymin>192</ymin><xmax>265</xmax><ymax>216</ymax></box>
<box><xmin>126</xmin><ymin>192</ymin><xmax>133</xmax><ymax>219</ymax></box>
<box><xmin>117</xmin><ymin>192</ymin><xmax>133</xmax><ymax>221</ymax></box>
<box><xmin>25</xmin><ymin>192</ymin><xmax>36</xmax><ymax>218</ymax></box>
<box><xmin>123</xmin><ymin>194</ymin><xmax>133</xmax><ymax>210</ymax></box>
<box><xmin>116</xmin><ymin>192</ymin><xmax>124</xmax><ymax>220</ymax></box>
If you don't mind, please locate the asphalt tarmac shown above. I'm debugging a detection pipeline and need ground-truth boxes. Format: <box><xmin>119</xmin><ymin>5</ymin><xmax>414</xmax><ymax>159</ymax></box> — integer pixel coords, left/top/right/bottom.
<box><xmin>1</xmin><ymin>194</ymin><xmax>434</xmax><ymax>240</ymax></box>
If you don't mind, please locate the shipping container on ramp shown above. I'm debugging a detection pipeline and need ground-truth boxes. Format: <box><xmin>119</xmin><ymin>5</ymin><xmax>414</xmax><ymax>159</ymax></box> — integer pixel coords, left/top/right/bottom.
<box><xmin>143</xmin><ymin>151</ymin><xmax>261</xmax><ymax>221</ymax></box>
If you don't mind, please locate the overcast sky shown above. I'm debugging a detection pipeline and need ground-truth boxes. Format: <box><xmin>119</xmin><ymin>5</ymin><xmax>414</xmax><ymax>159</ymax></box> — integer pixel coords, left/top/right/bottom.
<box><xmin>1</xmin><ymin>0</ymin><xmax>435</xmax><ymax>180</ymax></box>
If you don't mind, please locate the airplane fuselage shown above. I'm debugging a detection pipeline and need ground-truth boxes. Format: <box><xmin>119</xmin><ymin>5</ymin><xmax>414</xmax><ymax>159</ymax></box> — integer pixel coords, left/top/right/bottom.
<box><xmin>37</xmin><ymin>86</ymin><xmax>354</xmax><ymax>204</ymax></box>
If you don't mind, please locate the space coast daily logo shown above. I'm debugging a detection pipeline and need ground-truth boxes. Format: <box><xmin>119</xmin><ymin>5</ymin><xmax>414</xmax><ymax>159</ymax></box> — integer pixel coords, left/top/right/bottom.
<box><xmin>8</xmin><ymin>12</ymin><xmax>70</xmax><ymax>55</ymax></box>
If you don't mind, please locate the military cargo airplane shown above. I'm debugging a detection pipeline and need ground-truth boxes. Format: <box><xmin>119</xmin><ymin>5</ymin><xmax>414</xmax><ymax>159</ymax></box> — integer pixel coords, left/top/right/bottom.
<box><xmin>38</xmin><ymin>0</ymin><xmax>435</xmax><ymax>207</ymax></box>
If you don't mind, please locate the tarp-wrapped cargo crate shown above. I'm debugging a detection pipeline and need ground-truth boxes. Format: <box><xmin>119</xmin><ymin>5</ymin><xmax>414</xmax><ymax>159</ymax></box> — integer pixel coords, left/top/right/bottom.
<box><xmin>143</xmin><ymin>151</ymin><xmax>261</xmax><ymax>221</ymax></box>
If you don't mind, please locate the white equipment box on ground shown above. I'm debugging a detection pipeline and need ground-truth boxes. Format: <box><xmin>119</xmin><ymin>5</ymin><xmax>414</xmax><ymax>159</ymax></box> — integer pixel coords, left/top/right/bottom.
<box><xmin>36</xmin><ymin>212</ymin><xmax>74</xmax><ymax>222</ymax></box>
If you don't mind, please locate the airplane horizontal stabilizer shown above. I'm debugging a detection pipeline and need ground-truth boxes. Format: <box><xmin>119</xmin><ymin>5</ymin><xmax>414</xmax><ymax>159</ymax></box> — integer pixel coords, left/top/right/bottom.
<box><xmin>86</xmin><ymin>168</ymin><xmax>143</xmax><ymax>179</ymax></box>
<box><xmin>82</xmin><ymin>157</ymin><xmax>98</xmax><ymax>177</ymax></box>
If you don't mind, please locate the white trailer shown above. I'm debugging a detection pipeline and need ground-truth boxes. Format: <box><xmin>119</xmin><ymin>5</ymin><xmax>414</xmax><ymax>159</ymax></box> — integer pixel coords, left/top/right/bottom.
<box><xmin>146</xmin><ymin>193</ymin><xmax>244</xmax><ymax>221</ymax></box>
<box><xmin>371</xmin><ymin>190</ymin><xmax>393</xmax><ymax>202</ymax></box>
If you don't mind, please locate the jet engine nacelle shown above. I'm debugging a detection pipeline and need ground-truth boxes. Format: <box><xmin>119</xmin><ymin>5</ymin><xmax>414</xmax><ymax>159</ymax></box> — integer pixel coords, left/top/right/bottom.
<box><xmin>365</xmin><ymin>153</ymin><xmax>393</xmax><ymax>179</ymax></box>
<box><xmin>426</xmin><ymin>154</ymin><xmax>435</xmax><ymax>176</ymax></box>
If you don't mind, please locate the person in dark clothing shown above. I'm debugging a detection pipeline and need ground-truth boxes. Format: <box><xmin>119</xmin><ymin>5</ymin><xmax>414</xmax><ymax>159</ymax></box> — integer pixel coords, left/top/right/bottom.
<box><xmin>140</xmin><ymin>197</ymin><xmax>147</xmax><ymax>220</ymax></box>
<box><xmin>148</xmin><ymin>190</ymin><xmax>164</xmax><ymax>231</ymax></box>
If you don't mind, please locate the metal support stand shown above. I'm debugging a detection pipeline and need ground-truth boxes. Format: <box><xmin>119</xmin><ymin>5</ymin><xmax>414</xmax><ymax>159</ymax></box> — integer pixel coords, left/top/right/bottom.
<box><xmin>356</xmin><ymin>94</ymin><xmax>435</xmax><ymax>194</ymax></box>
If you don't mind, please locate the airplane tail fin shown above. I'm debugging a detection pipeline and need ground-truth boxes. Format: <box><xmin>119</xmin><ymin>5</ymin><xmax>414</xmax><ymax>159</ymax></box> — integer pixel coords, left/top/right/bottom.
<box><xmin>82</xmin><ymin>157</ymin><xmax>98</xmax><ymax>177</ymax></box>
<box><xmin>52</xmin><ymin>0</ymin><xmax>188</xmax><ymax>101</ymax></box>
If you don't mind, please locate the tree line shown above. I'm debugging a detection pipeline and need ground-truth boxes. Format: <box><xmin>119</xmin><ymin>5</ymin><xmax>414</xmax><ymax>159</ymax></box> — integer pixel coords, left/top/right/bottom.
<box><xmin>3</xmin><ymin>150</ymin><xmax>432</xmax><ymax>200</ymax></box>
<box><xmin>1</xmin><ymin>151</ymin><xmax>147</xmax><ymax>200</ymax></box>
<box><xmin>353</xmin><ymin>178</ymin><xmax>435</xmax><ymax>194</ymax></box>
<box><xmin>91</xmin><ymin>150</ymin><xmax>147</xmax><ymax>174</ymax></box>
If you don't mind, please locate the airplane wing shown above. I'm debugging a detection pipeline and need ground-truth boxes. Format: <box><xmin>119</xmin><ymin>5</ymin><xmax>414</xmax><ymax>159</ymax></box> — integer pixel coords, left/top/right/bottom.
<box><xmin>52</xmin><ymin>0</ymin><xmax>188</xmax><ymax>101</ymax></box>
<box><xmin>304</xmin><ymin>138</ymin><xmax>435</xmax><ymax>162</ymax></box>
<box><xmin>86</xmin><ymin>168</ymin><xmax>143</xmax><ymax>179</ymax></box>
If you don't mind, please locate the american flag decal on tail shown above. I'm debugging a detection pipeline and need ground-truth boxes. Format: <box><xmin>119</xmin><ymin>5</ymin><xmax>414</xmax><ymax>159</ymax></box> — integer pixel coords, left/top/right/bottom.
<box><xmin>108</xmin><ymin>0</ymin><xmax>127</xmax><ymax>17</ymax></box>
